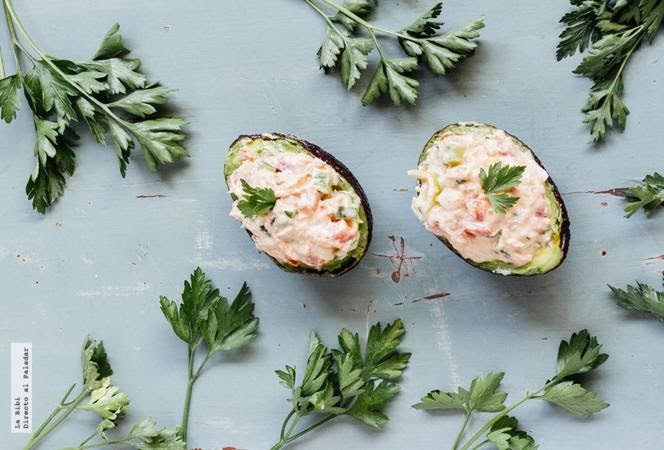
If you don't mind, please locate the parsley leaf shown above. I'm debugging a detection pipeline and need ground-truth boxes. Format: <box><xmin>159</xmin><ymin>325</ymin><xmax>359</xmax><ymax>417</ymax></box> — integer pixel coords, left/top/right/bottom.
<box><xmin>414</xmin><ymin>330</ymin><xmax>608</xmax><ymax>450</ymax></box>
<box><xmin>26</xmin><ymin>119</ymin><xmax>77</xmax><ymax>214</ymax></box>
<box><xmin>307</xmin><ymin>0</ymin><xmax>484</xmax><ymax>106</ymax></box>
<box><xmin>80</xmin><ymin>377</ymin><xmax>130</xmax><ymax>424</ymax></box>
<box><xmin>361</xmin><ymin>58</ymin><xmax>419</xmax><ymax>106</ymax></box>
<box><xmin>488</xmin><ymin>416</ymin><xmax>537</xmax><ymax>450</ymax></box>
<box><xmin>160</xmin><ymin>268</ymin><xmax>259</xmax><ymax>443</ymax></box>
<box><xmin>555</xmin><ymin>329</ymin><xmax>609</xmax><ymax>380</ymax></box>
<box><xmin>237</xmin><ymin>179</ymin><xmax>277</xmax><ymax>217</ymax></box>
<box><xmin>0</xmin><ymin>74</ymin><xmax>21</xmax><ymax>123</ymax></box>
<box><xmin>399</xmin><ymin>4</ymin><xmax>485</xmax><ymax>77</ymax></box>
<box><xmin>81</xmin><ymin>337</ymin><xmax>114</xmax><ymax>389</ymax></box>
<box><xmin>1</xmin><ymin>4</ymin><xmax>189</xmax><ymax>212</ymax></box>
<box><xmin>413</xmin><ymin>372</ymin><xmax>507</xmax><ymax>414</ymax></box>
<box><xmin>556</xmin><ymin>0</ymin><xmax>605</xmax><ymax>60</ymax></box>
<box><xmin>557</xmin><ymin>0</ymin><xmax>664</xmax><ymax>142</ymax></box>
<box><xmin>609</xmin><ymin>278</ymin><xmax>664</xmax><ymax>321</ymax></box>
<box><xmin>620</xmin><ymin>172</ymin><xmax>664</xmax><ymax>217</ymax></box>
<box><xmin>126</xmin><ymin>418</ymin><xmax>186</xmax><ymax>450</ymax></box>
<box><xmin>540</xmin><ymin>381</ymin><xmax>609</xmax><ymax>416</ymax></box>
<box><xmin>479</xmin><ymin>162</ymin><xmax>525</xmax><ymax>214</ymax></box>
<box><xmin>346</xmin><ymin>380</ymin><xmax>400</xmax><ymax>428</ymax></box>
<box><xmin>271</xmin><ymin>320</ymin><xmax>410</xmax><ymax>449</ymax></box>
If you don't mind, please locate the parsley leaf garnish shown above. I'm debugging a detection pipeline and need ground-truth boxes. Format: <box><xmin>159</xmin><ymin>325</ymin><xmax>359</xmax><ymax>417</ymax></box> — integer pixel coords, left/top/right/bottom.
<box><xmin>237</xmin><ymin>179</ymin><xmax>277</xmax><ymax>217</ymax></box>
<box><xmin>609</xmin><ymin>277</ymin><xmax>664</xmax><ymax>321</ymax></box>
<box><xmin>23</xmin><ymin>337</ymin><xmax>183</xmax><ymax>450</ymax></box>
<box><xmin>1</xmin><ymin>1</ymin><xmax>188</xmax><ymax>213</ymax></box>
<box><xmin>271</xmin><ymin>320</ymin><xmax>410</xmax><ymax>449</ymax></box>
<box><xmin>557</xmin><ymin>0</ymin><xmax>664</xmax><ymax>142</ymax></box>
<box><xmin>414</xmin><ymin>330</ymin><xmax>608</xmax><ymax>450</ymax></box>
<box><xmin>307</xmin><ymin>0</ymin><xmax>484</xmax><ymax>106</ymax></box>
<box><xmin>479</xmin><ymin>162</ymin><xmax>525</xmax><ymax>214</ymax></box>
<box><xmin>159</xmin><ymin>268</ymin><xmax>259</xmax><ymax>444</ymax></box>
<box><xmin>620</xmin><ymin>172</ymin><xmax>664</xmax><ymax>217</ymax></box>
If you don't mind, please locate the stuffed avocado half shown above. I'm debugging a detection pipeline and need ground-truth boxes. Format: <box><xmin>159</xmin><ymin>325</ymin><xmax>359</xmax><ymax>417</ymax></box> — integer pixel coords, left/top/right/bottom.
<box><xmin>225</xmin><ymin>133</ymin><xmax>372</xmax><ymax>276</ymax></box>
<box><xmin>409</xmin><ymin>123</ymin><xmax>569</xmax><ymax>276</ymax></box>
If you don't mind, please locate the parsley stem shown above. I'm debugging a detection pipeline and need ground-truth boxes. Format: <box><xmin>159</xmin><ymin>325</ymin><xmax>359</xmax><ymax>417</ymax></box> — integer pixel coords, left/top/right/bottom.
<box><xmin>2</xmin><ymin>0</ymin><xmax>133</xmax><ymax>132</ymax></box>
<box><xmin>457</xmin><ymin>394</ymin><xmax>531</xmax><ymax>450</ymax></box>
<box><xmin>312</xmin><ymin>0</ymin><xmax>429</xmax><ymax>43</ymax></box>
<box><xmin>606</xmin><ymin>30</ymin><xmax>642</xmax><ymax>98</ymax></box>
<box><xmin>469</xmin><ymin>439</ymin><xmax>490</xmax><ymax>450</ymax></box>
<box><xmin>78</xmin><ymin>429</ymin><xmax>100</xmax><ymax>447</ymax></box>
<box><xmin>179</xmin><ymin>345</ymin><xmax>196</xmax><ymax>444</ymax></box>
<box><xmin>284</xmin><ymin>414</ymin><xmax>336</xmax><ymax>443</ymax></box>
<box><xmin>452</xmin><ymin>412</ymin><xmax>472</xmax><ymax>450</ymax></box>
<box><xmin>26</xmin><ymin>383</ymin><xmax>76</xmax><ymax>445</ymax></box>
<box><xmin>23</xmin><ymin>388</ymin><xmax>89</xmax><ymax>450</ymax></box>
<box><xmin>279</xmin><ymin>409</ymin><xmax>296</xmax><ymax>440</ymax></box>
<box><xmin>0</xmin><ymin>43</ymin><xmax>5</xmax><ymax>79</ymax></box>
<box><xmin>67</xmin><ymin>438</ymin><xmax>130</xmax><ymax>449</ymax></box>
<box><xmin>2</xmin><ymin>0</ymin><xmax>23</xmax><ymax>76</ymax></box>
<box><xmin>458</xmin><ymin>379</ymin><xmax>558</xmax><ymax>450</ymax></box>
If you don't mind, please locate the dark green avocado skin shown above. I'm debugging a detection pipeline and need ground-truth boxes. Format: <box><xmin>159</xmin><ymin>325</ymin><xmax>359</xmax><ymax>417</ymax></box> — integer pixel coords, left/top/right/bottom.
<box><xmin>417</xmin><ymin>123</ymin><xmax>570</xmax><ymax>276</ymax></box>
<box><xmin>226</xmin><ymin>133</ymin><xmax>373</xmax><ymax>277</ymax></box>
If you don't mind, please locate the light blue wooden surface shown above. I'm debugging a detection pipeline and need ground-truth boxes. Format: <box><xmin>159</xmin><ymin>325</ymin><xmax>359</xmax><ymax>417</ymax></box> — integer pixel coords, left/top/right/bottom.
<box><xmin>1</xmin><ymin>0</ymin><xmax>663</xmax><ymax>448</ymax></box>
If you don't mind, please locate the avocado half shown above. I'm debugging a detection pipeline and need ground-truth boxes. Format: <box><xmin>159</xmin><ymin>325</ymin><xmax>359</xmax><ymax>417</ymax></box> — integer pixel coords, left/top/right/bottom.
<box><xmin>415</xmin><ymin>122</ymin><xmax>570</xmax><ymax>276</ymax></box>
<box><xmin>225</xmin><ymin>133</ymin><xmax>372</xmax><ymax>276</ymax></box>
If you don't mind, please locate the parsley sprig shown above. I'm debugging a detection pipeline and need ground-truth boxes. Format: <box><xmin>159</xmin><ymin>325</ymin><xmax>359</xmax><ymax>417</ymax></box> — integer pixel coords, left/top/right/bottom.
<box><xmin>23</xmin><ymin>337</ymin><xmax>183</xmax><ymax>450</ymax></box>
<box><xmin>620</xmin><ymin>172</ymin><xmax>664</xmax><ymax>217</ymax></box>
<box><xmin>305</xmin><ymin>0</ymin><xmax>485</xmax><ymax>106</ymax></box>
<box><xmin>237</xmin><ymin>179</ymin><xmax>277</xmax><ymax>217</ymax></box>
<box><xmin>0</xmin><ymin>0</ymin><xmax>188</xmax><ymax>213</ymax></box>
<box><xmin>479</xmin><ymin>162</ymin><xmax>525</xmax><ymax>214</ymax></box>
<box><xmin>557</xmin><ymin>0</ymin><xmax>664</xmax><ymax>143</ymax></box>
<box><xmin>414</xmin><ymin>330</ymin><xmax>609</xmax><ymax>450</ymax></box>
<box><xmin>160</xmin><ymin>268</ymin><xmax>259</xmax><ymax>445</ymax></box>
<box><xmin>270</xmin><ymin>319</ymin><xmax>411</xmax><ymax>450</ymax></box>
<box><xmin>610</xmin><ymin>277</ymin><xmax>664</xmax><ymax>321</ymax></box>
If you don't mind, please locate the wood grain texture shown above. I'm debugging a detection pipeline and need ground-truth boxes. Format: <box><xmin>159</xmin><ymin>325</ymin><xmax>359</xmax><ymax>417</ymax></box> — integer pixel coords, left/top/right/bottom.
<box><xmin>1</xmin><ymin>0</ymin><xmax>663</xmax><ymax>448</ymax></box>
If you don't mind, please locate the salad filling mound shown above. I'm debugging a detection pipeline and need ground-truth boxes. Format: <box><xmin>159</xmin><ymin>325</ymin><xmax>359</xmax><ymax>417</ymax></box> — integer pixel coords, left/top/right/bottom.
<box><xmin>227</xmin><ymin>136</ymin><xmax>364</xmax><ymax>270</ymax></box>
<box><xmin>409</xmin><ymin>124</ymin><xmax>563</xmax><ymax>272</ymax></box>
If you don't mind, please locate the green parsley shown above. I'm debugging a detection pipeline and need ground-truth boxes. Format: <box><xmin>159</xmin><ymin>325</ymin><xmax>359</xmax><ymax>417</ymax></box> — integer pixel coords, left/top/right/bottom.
<box><xmin>160</xmin><ymin>267</ymin><xmax>259</xmax><ymax>445</ymax></box>
<box><xmin>479</xmin><ymin>162</ymin><xmax>525</xmax><ymax>214</ymax></box>
<box><xmin>270</xmin><ymin>319</ymin><xmax>411</xmax><ymax>450</ymax></box>
<box><xmin>620</xmin><ymin>172</ymin><xmax>664</xmax><ymax>217</ymax></box>
<box><xmin>557</xmin><ymin>0</ymin><xmax>664</xmax><ymax>143</ymax></box>
<box><xmin>414</xmin><ymin>330</ymin><xmax>609</xmax><ymax>450</ymax></box>
<box><xmin>23</xmin><ymin>337</ymin><xmax>182</xmax><ymax>450</ymax></box>
<box><xmin>305</xmin><ymin>0</ymin><xmax>485</xmax><ymax>106</ymax></box>
<box><xmin>237</xmin><ymin>179</ymin><xmax>277</xmax><ymax>217</ymax></box>
<box><xmin>609</xmin><ymin>277</ymin><xmax>664</xmax><ymax>321</ymax></box>
<box><xmin>0</xmin><ymin>0</ymin><xmax>188</xmax><ymax>213</ymax></box>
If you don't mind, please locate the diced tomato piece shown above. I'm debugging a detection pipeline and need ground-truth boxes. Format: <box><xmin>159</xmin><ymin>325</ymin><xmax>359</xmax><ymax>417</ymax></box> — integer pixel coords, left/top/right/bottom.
<box><xmin>334</xmin><ymin>229</ymin><xmax>357</xmax><ymax>244</ymax></box>
<box><xmin>535</xmin><ymin>207</ymin><xmax>547</xmax><ymax>217</ymax></box>
<box><xmin>464</xmin><ymin>225</ymin><xmax>493</xmax><ymax>237</ymax></box>
<box><xmin>474</xmin><ymin>202</ymin><xmax>486</xmax><ymax>221</ymax></box>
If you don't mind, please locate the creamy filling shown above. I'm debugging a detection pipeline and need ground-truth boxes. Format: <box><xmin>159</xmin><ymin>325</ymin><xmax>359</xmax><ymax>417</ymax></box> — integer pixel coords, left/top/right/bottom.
<box><xmin>409</xmin><ymin>127</ymin><xmax>553</xmax><ymax>267</ymax></box>
<box><xmin>228</xmin><ymin>140</ymin><xmax>362</xmax><ymax>269</ymax></box>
